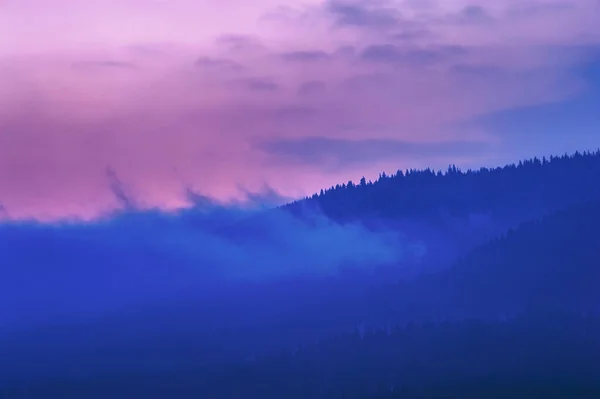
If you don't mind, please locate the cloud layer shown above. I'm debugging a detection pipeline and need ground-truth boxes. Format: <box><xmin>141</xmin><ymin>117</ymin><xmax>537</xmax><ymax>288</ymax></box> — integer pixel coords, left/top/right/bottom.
<box><xmin>0</xmin><ymin>203</ymin><xmax>411</xmax><ymax>330</ymax></box>
<box><xmin>1</xmin><ymin>0</ymin><xmax>599</xmax><ymax>219</ymax></box>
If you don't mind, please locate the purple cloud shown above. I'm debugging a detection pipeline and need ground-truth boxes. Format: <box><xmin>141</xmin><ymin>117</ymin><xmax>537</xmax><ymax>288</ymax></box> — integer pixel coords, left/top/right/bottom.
<box><xmin>229</xmin><ymin>77</ymin><xmax>280</xmax><ymax>92</ymax></box>
<box><xmin>297</xmin><ymin>80</ymin><xmax>327</xmax><ymax>95</ymax></box>
<box><xmin>70</xmin><ymin>60</ymin><xmax>138</xmax><ymax>71</ymax></box>
<box><xmin>0</xmin><ymin>0</ymin><xmax>598</xmax><ymax>219</ymax></box>
<box><xmin>258</xmin><ymin>137</ymin><xmax>491</xmax><ymax>169</ymax></box>
<box><xmin>281</xmin><ymin>50</ymin><xmax>332</xmax><ymax>62</ymax></box>
<box><xmin>360</xmin><ymin>44</ymin><xmax>467</xmax><ymax>66</ymax></box>
<box><xmin>194</xmin><ymin>57</ymin><xmax>245</xmax><ymax>72</ymax></box>
<box><xmin>326</xmin><ymin>0</ymin><xmax>401</xmax><ymax>29</ymax></box>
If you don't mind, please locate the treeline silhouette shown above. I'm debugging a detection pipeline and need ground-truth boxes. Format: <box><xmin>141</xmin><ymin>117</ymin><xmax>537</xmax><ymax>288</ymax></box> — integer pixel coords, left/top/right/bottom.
<box><xmin>282</xmin><ymin>149</ymin><xmax>600</xmax><ymax>274</ymax></box>
<box><xmin>287</xmin><ymin>150</ymin><xmax>600</xmax><ymax>223</ymax></box>
<box><xmin>8</xmin><ymin>315</ymin><xmax>600</xmax><ymax>398</ymax></box>
<box><xmin>204</xmin><ymin>314</ymin><xmax>600</xmax><ymax>399</ymax></box>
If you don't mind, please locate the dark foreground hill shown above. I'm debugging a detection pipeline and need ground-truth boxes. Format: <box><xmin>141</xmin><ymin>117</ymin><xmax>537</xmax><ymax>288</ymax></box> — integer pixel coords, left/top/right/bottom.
<box><xmin>5</xmin><ymin>315</ymin><xmax>600</xmax><ymax>399</ymax></box>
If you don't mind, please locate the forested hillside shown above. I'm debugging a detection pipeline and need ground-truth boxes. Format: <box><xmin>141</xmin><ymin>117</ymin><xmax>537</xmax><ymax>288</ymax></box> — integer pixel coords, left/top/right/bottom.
<box><xmin>288</xmin><ymin>150</ymin><xmax>600</xmax><ymax>223</ymax></box>
<box><xmin>283</xmin><ymin>150</ymin><xmax>600</xmax><ymax>271</ymax></box>
<box><xmin>10</xmin><ymin>315</ymin><xmax>600</xmax><ymax>399</ymax></box>
<box><xmin>369</xmin><ymin>199</ymin><xmax>600</xmax><ymax>322</ymax></box>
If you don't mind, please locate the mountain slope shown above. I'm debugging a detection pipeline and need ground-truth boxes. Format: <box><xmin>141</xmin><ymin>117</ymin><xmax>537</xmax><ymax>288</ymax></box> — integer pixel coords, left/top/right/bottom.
<box><xmin>373</xmin><ymin>199</ymin><xmax>600</xmax><ymax>320</ymax></box>
<box><xmin>288</xmin><ymin>150</ymin><xmax>600</xmax><ymax>223</ymax></box>
<box><xmin>280</xmin><ymin>150</ymin><xmax>600</xmax><ymax>270</ymax></box>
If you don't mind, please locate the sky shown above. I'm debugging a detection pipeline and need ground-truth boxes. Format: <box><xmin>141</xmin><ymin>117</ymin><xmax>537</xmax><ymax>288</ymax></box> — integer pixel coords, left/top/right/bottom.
<box><xmin>1</xmin><ymin>0</ymin><xmax>599</xmax><ymax>220</ymax></box>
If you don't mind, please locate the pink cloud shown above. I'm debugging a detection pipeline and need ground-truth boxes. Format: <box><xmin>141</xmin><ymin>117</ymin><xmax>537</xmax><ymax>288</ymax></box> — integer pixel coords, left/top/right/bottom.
<box><xmin>0</xmin><ymin>0</ymin><xmax>599</xmax><ymax>219</ymax></box>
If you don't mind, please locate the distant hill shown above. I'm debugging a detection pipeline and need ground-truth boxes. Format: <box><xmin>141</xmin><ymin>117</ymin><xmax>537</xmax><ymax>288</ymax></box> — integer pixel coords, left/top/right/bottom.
<box><xmin>287</xmin><ymin>150</ymin><xmax>600</xmax><ymax>223</ymax></box>
<box><xmin>372</xmin><ymin>199</ymin><xmax>600</xmax><ymax>321</ymax></box>
<box><xmin>282</xmin><ymin>150</ymin><xmax>600</xmax><ymax>268</ymax></box>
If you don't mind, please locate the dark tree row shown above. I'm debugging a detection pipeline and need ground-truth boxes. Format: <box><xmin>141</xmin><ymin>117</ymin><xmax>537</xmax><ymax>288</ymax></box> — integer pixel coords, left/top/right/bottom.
<box><xmin>287</xmin><ymin>150</ymin><xmax>600</xmax><ymax>224</ymax></box>
<box><xmin>9</xmin><ymin>315</ymin><xmax>600</xmax><ymax>398</ymax></box>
